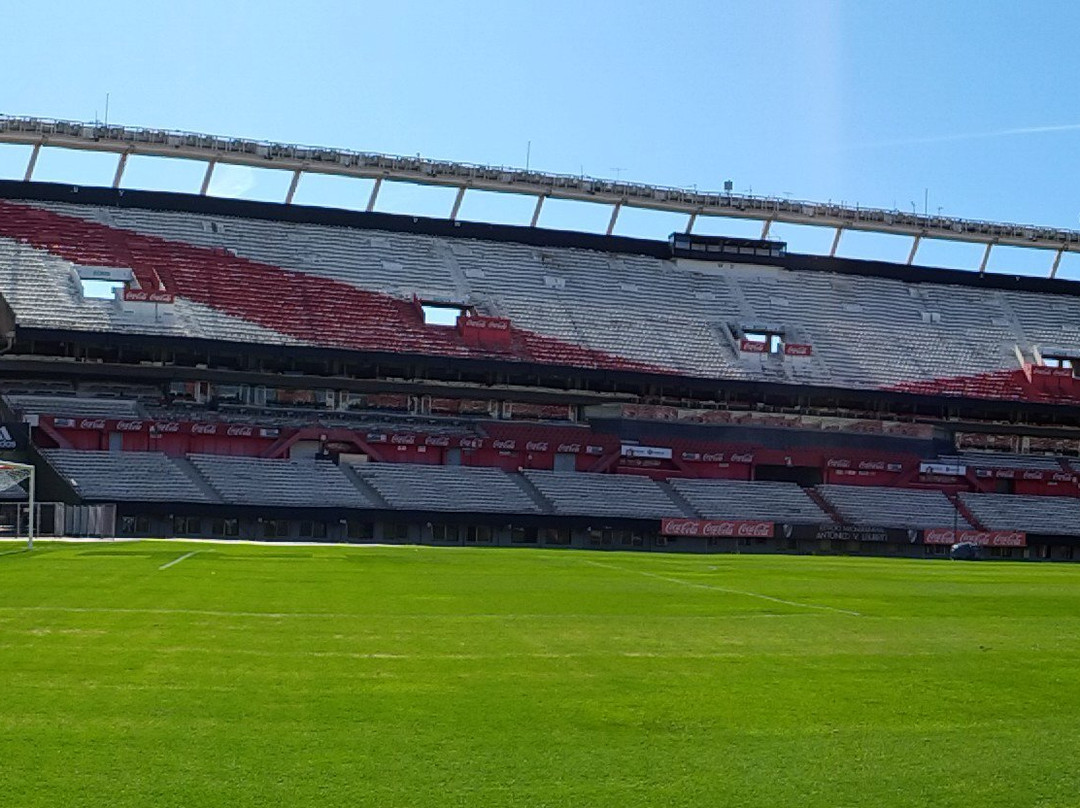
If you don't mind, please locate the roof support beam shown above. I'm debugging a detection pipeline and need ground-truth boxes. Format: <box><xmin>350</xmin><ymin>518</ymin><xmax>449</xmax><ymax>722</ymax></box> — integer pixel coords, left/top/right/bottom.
<box><xmin>906</xmin><ymin>234</ymin><xmax>922</xmax><ymax>265</ymax></box>
<box><xmin>23</xmin><ymin>142</ymin><xmax>40</xmax><ymax>181</ymax></box>
<box><xmin>199</xmin><ymin>160</ymin><xmax>216</xmax><ymax>196</ymax></box>
<box><xmin>829</xmin><ymin>227</ymin><xmax>843</xmax><ymax>257</ymax></box>
<box><xmin>1050</xmin><ymin>248</ymin><xmax>1064</xmax><ymax>278</ymax></box>
<box><xmin>606</xmin><ymin>202</ymin><xmax>622</xmax><ymax>236</ymax></box>
<box><xmin>284</xmin><ymin>169</ymin><xmax>302</xmax><ymax>205</ymax></box>
<box><xmin>685</xmin><ymin>212</ymin><xmax>697</xmax><ymax>234</ymax></box>
<box><xmin>366</xmin><ymin>177</ymin><xmax>382</xmax><ymax>212</ymax></box>
<box><xmin>979</xmin><ymin>242</ymin><xmax>994</xmax><ymax>275</ymax></box>
<box><xmin>760</xmin><ymin>219</ymin><xmax>773</xmax><ymax>240</ymax></box>
<box><xmin>530</xmin><ymin>194</ymin><xmax>545</xmax><ymax>227</ymax></box>
<box><xmin>449</xmin><ymin>186</ymin><xmax>466</xmax><ymax>221</ymax></box>
<box><xmin>4</xmin><ymin>116</ymin><xmax>1080</xmax><ymax>263</ymax></box>
<box><xmin>112</xmin><ymin>151</ymin><xmax>129</xmax><ymax>189</ymax></box>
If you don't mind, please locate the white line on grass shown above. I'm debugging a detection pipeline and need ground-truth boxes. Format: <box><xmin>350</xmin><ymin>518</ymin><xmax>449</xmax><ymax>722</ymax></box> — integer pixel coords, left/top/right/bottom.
<box><xmin>0</xmin><ymin>606</ymin><xmax>828</xmax><ymax>621</ymax></box>
<box><xmin>584</xmin><ymin>559</ymin><xmax>861</xmax><ymax>617</ymax></box>
<box><xmin>159</xmin><ymin>551</ymin><xmax>199</xmax><ymax>571</ymax></box>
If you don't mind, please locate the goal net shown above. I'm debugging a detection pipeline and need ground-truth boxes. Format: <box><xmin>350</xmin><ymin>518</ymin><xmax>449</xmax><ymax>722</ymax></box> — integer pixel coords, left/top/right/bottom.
<box><xmin>0</xmin><ymin>461</ymin><xmax>36</xmax><ymax>548</ymax></box>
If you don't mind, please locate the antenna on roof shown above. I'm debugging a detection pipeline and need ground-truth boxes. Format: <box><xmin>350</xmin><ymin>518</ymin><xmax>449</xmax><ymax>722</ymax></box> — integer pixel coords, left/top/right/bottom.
<box><xmin>104</xmin><ymin>93</ymin><xmax>109</xmax><ymax>127</ymax></box>
<box><xmin>526</xmin><ymin>140</ymin><xmax>531</xmax><ymax>172</ymax></box>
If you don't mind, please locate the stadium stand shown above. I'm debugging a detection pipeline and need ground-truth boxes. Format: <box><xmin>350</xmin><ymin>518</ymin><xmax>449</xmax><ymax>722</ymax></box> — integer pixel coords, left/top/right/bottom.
<box><xmin>522</xmin><ymin>470</ymin><xmax>688</xmax><ymax>519</ymax></box>
<box><xmin>670</xmin><ymin>478</ymin><xmax>829</xmax><ymax>524</ymax></box>
<box><xmin>42</xmin><ymin>449</ymin><xmax>217</xmax><ymax>503</ymax></box>
<box><xmin>958</xmin><ymin>493</ymin><xmax>1080</xmax><ymax>537</ymax></box>
<box><xmin>351</xmin><ymin>463</ymin><xmax>544</xmax><ymax>514</ymax></box>
<box><xmin>3</xmin><ymin>194</ymin><xmax>1080</xmax><ymax>400</ymax></box>
<box><xmin>0</xmin><ymin>178</ymin><xmax>1079</xmax><ymax>558</ymax></box>
<box><xmin>187</xmin><ymin>454</ymin><xmax>374</xmax><ymax>509</ymax></box>
<box><xmin>816</xmin><ymin>485</ymin><xmax>967</xmax><ymax>530</ymax></box>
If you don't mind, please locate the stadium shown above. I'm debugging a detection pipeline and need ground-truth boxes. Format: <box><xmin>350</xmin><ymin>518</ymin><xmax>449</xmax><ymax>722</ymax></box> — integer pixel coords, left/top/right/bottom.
<box><xmin>0</xmin><ymin>115</ymin><xmax>1078</xmax><ymax>560</ymax></box>
<box><xmin>4</xmin><ymin>109</ymin><xmax>1080</xmax><ymax>808</ymax></box>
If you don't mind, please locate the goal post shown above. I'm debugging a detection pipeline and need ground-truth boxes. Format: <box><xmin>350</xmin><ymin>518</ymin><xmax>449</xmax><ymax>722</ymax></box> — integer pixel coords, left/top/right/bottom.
<box><xmin>0</xmin><ymin>461</ymin><xmax>36</xmax><ymax>549</ymax></box>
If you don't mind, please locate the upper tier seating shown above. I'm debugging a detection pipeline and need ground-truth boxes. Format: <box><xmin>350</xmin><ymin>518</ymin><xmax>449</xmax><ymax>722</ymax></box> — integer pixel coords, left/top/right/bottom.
<box><xmin>352</xmin><ymin>463</ymin><xmax>543</xmax><ymax>514</ymax></box>
<box><xmin>670</xmin><ymin>478</ymin><xmax>828</xmax><ymax>523</ymax></box>
<box><xmin>958</xmin><ymin>492</ymin><xmax>1080</xmax><ymax>536</ymax></box>
<box><xmin>187</xmin><ymin>454</ymin><xmax>375</xmax><ymax>508</ymax></box>
<box><xmin>5</xmin><ymin>394</ymin><xmax>143</xmax><ymax>418</ymax></box>
<box><xmin>42</xmin><ymin>449</ymin><xmax>217</xmax><ymax>502</ymax></box>
<box><xmin>816</xmin><ymin>485</ymin><xmax>964</xmax><ymax>530</ymax></box>
<box><xmin>4</xmin><ymin>196</ymin><xmax>1080</xmax><ymax>400</ymax></box>
<box><xmin>939</xmin><ymin>452</ymin><xmax>1068</xmax><ymax>471</ymax></box>
<box><xmin>522</xmin><ymin>470</ymin><xmax>687</xmax><ymax>519</ymax></box>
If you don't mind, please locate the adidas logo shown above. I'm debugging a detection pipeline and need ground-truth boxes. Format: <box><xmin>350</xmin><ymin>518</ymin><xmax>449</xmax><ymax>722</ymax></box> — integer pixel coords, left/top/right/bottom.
<box><xmin>0</xmin><ymin>426</ymin><xmax>16</xmax><ymax>450</ymax></box>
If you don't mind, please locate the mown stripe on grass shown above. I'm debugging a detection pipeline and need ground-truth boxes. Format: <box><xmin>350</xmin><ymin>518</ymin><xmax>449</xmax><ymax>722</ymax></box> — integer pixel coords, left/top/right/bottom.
<box><xmin>584</xmin><ymin>559</ymin><xmax>862</xmax><ymax>616</ymax></box>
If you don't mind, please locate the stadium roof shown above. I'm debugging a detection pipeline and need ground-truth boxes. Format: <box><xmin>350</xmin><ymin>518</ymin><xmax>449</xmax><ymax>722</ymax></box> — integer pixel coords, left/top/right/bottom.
<box><xmin>2</xmin><ymin>114</ymin><xmax>1079</xmax><ymax>277</ymax></box>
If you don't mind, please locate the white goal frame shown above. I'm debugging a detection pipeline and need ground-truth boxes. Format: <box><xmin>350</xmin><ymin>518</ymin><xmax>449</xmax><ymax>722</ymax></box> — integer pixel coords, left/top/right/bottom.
<box><xmin>0</xmin><ymin>461</ymin><xmax>36</xmax><ymax>549</ymax></box>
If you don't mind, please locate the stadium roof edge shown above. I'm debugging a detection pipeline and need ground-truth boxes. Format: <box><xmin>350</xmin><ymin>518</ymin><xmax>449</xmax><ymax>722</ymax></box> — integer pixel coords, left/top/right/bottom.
<box><xmin>5</xmin><ymin>179</ymin><xmax>1080</xmax><ymax>301</ymax></box>
<box><xmin>1</xmin><ymin>113</ymin><xmax>1078</xmax><ymax>277</ymax></box>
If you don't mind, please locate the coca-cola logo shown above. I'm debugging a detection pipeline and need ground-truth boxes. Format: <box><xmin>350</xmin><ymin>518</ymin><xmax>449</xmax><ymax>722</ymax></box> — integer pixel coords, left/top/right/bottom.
<box><xmin>459</xmin><ymin>438</ymin><xmax>483</xmax><ymax>449</ymax></box>
<box><xmin>858</xmin><ymin>460</ymin><xmax>886</xmax><ymax>471</ymax></box>
<box><xmin>783</xmin><ymin>343</ymin><xmax>813</xmax><ymax>356</ymax></box>
<box><xmin>558</xmin><ymin>443</ymin><xmax>581</xmax><ymax>454</ymax></box>
<box><xmin>390</xmin><ymin>434</ymin><xmax>416</xmax><ymax>445</ymax></box>
<box><xmin>226</xmin><ymin>425</ymin><xmax>253</xmax><ymax>437</ymax></box>
<box><xmin>1022</xmin><ymin>470</ymin><xmax>1044</xmax><ymax>480</ymax></box>
<box><xmin>827</xmin><ymin>458</ymin><xmax>852</xmax><ymax>469</ymax></box>
<box><xmin>154</xmin><ymin>422</ymin><xmax>182</xmax><ymax>434</ymax></box>
<box><xmin>191</xmin><ymin>423</ymin><xmax>219</xmax><ymax>435</ymax></box>
<box><xmin>730</xmin><ymin>453</ymin><xmax>754</xmax><ymax>464</ymax></box>
<box><xmin>661</xmin><ymin>519</ymin><xmax>774</xmax><ymax>538</ymax></box>
<box><xmin>115</xmin><ymin>420</ymin><xmax>144</xmax><ymax>431</ymax></box>
<box><xmin>740</xmin><ymin>339</ymin><xmax>768</xmax><ymax>353</ymax></box>
<box><xmin>79</xmin><ymin>419</ymin><xmax>106</xmax><ymax>430</ymax></box>
<box><xmin>493</xmin><ymin>440</ymin><xmax>516</xmax><ymax>450</ymax></box>
<box><xmin>526</xmin><ymin>441</ymin><xmax>549</xmax><ymax>452</ymax></box>
<box><xmin>702</xmin><ymin>453</ymin><xmax>725</xmax><ymax>463</ymax></box>
<box><xmin>425</xmin><ymin>436</ymin><xmax>451</xmax><ymax>447</ymax></box>
<box><xmin>924</xmin><ymin>528</ymin><xmax>1027</xmax><ymax>547</ymax></box>
<box><xmin>148</xmin><ymin>291</ymin><xmax>175</xmax><ymax>303</ymax></box>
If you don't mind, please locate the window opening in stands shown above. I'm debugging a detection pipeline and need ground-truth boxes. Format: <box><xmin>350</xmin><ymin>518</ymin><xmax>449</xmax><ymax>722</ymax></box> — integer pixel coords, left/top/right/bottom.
<box><xmin>421</xmin><ymin>303</ymin><xmax>471</xmax><ymax>326</ymax></box>
<box><xmin>1043</xmin><ymin>356</ymin><xmax>1075</xmax><ymax>370</ymax></box>
<box><xmin>744</xmin><ymin>330</ymin><xmax>783</xmax><ymax>354</ymax></box>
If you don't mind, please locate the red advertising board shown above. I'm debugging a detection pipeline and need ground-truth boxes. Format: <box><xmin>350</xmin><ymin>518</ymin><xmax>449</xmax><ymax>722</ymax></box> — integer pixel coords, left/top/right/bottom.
<box><xmin>123</xmin><ymin>289</ymin><xmax>176</xmax><ymax>304</ymax></box>
<box><xmin>922</xmin><ymin>528</ymin><xmax>1027</xmax><ymax>547</ymax></box>
<box><xmin>660</xmin><ymin>518</ymin><xmax>775</xmax><ymax>538</ymax></box>
<box><xmin>739</xmin><ymin>339</ymin><xmax>769</xmax><ymax>353</ymax></box>
<box><xmin>783</xmin><ymin>343</ymin><xmax>813</xmax><ymax>357</ymax></box>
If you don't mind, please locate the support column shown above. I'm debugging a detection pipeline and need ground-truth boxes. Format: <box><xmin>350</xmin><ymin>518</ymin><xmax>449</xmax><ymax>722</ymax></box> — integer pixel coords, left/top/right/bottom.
<box><xmin>366</xmin><ymin>177</ymin><xmax>383</xmax><ymax>212</ymax></box>
<box><xmin>606</xmin><ymin>202</ymin><xmax>622</xmax><ymax>236</ymax></box>
<box><xmin>760</xmin><ymin>219</ymin><xmax>773</xmax><ymax>240</ymax></box>
<box><xmin>449</xmin><ymin>186</ymin><xmax>466</xmax><ymax>221</ymax></box>
<box><xmin>906</xmin><ymin>234</ymin><xmax>922</xmax><ymax>265</ymax></box>
<box><xmin>1050</xmin><ymin>248</ymin><xmax>1065</xmax><ymax>278</ymax></box>
<box><xmin>978</xmin><ymin>242</ymin><xmax>994</xmax><ymax>274</ymax></box>
<box><xmin>284</xmin><ymin>169</ymin><xmax>302</xmax><ymax>204</ymax></box>
<box><xmin>112</xmin><ymin>151</ymin><xmax>130</xmax><ymax>188</ymax></box>
<box><xmin>24</xmin><ymin>143</ymin><xmax>41</xmax><ymax>181</ymax></box>
<box><xmin>829</xmin><ymin>227</ymin><xmax>843</xmax><ymax>257</ymax></box>
<box><xmin>685</xmin><ymin>212</ymin><xmax>697</xmax><ymax>233</ymax></box>
<box><xmin>199</xmin><ymin>160</ymin><xmax>216</xmax><ymax>195</ymax></box>
<box><xmin>530</xmin><ymin>195</ymin><xmax>546</xmax><ymax>227</ymax></box>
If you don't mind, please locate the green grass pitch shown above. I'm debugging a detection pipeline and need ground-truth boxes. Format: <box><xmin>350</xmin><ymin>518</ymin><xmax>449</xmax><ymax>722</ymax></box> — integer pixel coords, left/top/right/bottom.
<box><xmin>2</xmin><ymin>540</ymin><xmax>1079</xmax><ymax>807</ymax></box>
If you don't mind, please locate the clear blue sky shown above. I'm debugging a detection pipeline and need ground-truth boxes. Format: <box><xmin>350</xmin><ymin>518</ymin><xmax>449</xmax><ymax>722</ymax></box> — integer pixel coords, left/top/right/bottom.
<box><xmin>4</xmin><ymin>0</ymin><xmax>1080</xmax><ymax>277</ymax></box>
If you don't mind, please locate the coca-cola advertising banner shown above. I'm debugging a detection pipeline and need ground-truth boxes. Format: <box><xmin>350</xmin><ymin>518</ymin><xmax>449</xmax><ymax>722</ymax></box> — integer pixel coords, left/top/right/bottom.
<box><xmin>43</xmin><ymin>416</ymin><xmax>278</xmax><ymax>439</ymax></box>
<box><xmin>660</xmin><ymin>518</ymin><xmax>775</xmax><ymax>538</ymax></box>
<box><xmin>922</xmin><ymin>528</ymin><xmax>1027</xmax><ymax>547</ymax></box>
